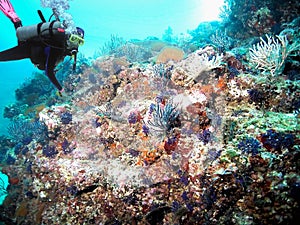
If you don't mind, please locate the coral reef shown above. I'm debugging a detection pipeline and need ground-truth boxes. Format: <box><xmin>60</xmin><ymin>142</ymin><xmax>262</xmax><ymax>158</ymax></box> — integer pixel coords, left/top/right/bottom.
<box><xmin>220</xmin><ymin>0</ymin><xmax>300</xmax><ymax>39</ymax></box>
<box><xmin>0</xmin><ymin>2</ymin><xmax>299</xmax><ymax>225</ymax></box>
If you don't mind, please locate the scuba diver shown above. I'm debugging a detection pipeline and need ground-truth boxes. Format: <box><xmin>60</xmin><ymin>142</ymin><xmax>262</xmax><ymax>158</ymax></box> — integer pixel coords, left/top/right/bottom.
<box><xmin>0</xmin><ymin>0</ymin><xmax>84</xmax><ymax>95</ymax></box>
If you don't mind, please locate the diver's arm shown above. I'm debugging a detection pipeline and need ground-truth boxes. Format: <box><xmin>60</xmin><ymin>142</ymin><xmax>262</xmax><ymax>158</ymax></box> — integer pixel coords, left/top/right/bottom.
<box><xmin>46</xmin><ymin>50</ymin><xmax>63</xmax><ymax>91</ymax></box>
<box><xmin>46</xmin><ymin>67</ymin><xmax>63</xmax><ymax>91</ymax></box>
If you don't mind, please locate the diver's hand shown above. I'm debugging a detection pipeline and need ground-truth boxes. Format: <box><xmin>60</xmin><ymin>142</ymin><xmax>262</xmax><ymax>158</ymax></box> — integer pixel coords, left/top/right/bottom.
<box><xmin>56</xmin><ymin>88</ymin><xmax>64</xmax><ymax>97</ymax></box>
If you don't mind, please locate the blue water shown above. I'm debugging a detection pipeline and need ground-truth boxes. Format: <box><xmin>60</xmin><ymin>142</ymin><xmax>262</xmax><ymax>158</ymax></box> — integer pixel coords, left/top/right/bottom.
<box><xmin>0</xmin><ymin>0</ymin><xmax>223</xmax><ymax>135</ymax></box>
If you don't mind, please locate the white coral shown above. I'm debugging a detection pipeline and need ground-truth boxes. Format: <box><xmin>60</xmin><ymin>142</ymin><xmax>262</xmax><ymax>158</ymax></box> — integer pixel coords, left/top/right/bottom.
<box><xmin>196</xmin><ymin>46</ymin><xmax>224</xmax><ymax>71</ymax></box>
<box><xmin>249</xmin><ymin>34</ymin><xmax>299</xmax><ymax>76</ymax></box>
<box><xmin>198</xmin><ymin>52</ymin><xmax>224</xmax><ymax>71</ymax></box>
<box><xmin>179</xmin><ymin>46</ymin><xmax>224</xmax><ymax>83</ymax></box>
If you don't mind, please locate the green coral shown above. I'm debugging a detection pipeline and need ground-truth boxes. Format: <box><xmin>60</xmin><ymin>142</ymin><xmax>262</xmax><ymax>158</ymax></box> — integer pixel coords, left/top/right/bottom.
<box><xmin>235</xmin><ymin>110</ymin><xmax>298</xmax><ymax>138</ymax></box>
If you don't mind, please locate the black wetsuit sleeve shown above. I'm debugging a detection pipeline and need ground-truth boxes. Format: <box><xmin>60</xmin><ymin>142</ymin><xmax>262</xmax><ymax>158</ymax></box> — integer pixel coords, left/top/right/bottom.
<box><xmin>46</xmin><ymin>66</ymin><xmax>63</xmax><ymax>91</ymax></box>
<box><xmin>0</xmin><ymin>43</ymin><xmax>31</xmax><ymax>61</ymax></box>
<box><xmin>46</xmin><ymin>49</ymin><xmax>64</xmax><ymax>91</ymax></box>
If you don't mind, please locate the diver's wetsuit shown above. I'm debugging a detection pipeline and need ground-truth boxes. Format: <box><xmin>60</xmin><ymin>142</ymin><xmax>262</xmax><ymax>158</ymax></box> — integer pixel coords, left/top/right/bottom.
<box><xmin>0</xmin><ymin>35</ymin><xmax>67</xmax><ymax>91</ymax></box>
<box><xmin>0</xmin><ymin>1</ymin><xmax>82</xmax><ymax>92</ymax></box>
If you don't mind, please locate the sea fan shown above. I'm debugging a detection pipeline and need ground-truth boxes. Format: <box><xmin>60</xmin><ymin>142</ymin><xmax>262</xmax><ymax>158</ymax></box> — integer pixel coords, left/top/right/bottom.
<box><xmin>249</xmin><ymin>34</ymin><xmax>300</xmax><ymax>76</ymax></box>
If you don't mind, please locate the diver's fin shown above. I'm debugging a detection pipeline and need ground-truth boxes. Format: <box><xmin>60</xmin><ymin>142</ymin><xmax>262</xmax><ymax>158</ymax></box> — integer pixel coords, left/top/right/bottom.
<box><xmin>0</xmin><ymin>0</ymin><xmax>20</xmax><ymax>23</ymax></box>
<box><xmin>0</xmin><ymin>44</ymin><xmax>30</xmax><ymax>61</ymax></box>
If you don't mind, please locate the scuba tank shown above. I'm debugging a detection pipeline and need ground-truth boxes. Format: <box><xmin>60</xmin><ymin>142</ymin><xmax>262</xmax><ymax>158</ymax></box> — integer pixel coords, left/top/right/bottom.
<box><xmin>16</xmin><ymin>21</ymin><xmax>65</xmax><ymax>42</ymax></box>
<box><xmin>16</xmin><ymin>9</ymin><xmax>84</xmax><ymax>72</ymax></box>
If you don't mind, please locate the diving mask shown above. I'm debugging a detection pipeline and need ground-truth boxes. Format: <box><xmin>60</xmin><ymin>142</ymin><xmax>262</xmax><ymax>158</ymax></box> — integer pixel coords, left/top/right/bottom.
<box><xmin>69</xmin><ymin>34</ymin><xmax>84</xmax><ymax>46</ymax></box>
<box><xmin>68</xmin><ymin>27</ymin><xmax>85</xmax><ymax>46</ymax></box>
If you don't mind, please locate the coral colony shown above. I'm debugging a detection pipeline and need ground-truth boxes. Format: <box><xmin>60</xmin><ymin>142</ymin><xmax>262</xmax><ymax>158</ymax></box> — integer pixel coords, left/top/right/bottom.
<box><xmin>0</xmin><ymin>0</ymin><xmax>300</xmax><ymax>224</ymax></box>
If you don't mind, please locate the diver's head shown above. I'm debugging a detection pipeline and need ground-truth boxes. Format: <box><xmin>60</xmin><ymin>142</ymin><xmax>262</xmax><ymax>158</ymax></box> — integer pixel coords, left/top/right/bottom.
<box><xmin>75</xmin><ymin>27</ymin><xmax>84</xmax><ymax>39</ymax></box>
<box><xmin>67</xmin><ymin>27</ymin><xmax>85</xmax><ymax>52</ymax></box>
<box><xmin>69</xmin><ymin>27</ymin><xmax>85</xmax><ymax>46</ymax></box>
<box><xmin>66</xmin><ymin>27</ymin><xmax>85</xmax><ymax>71</ymax></box>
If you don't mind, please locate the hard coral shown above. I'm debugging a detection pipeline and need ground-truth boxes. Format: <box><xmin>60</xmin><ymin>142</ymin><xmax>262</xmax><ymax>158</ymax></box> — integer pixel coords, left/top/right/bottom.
<box><xmin>222</xmin><ymin>0</ymin><xmax>300</xmax><ymax>39</ymax></box>
<box><xmin>7</xmin><ymin>119</ymin><xmax>48</xmax><ymax>144</ymax></box>
<box><xmin>156</xmin><ymin>46</ymin><xmax>184</xmax><ymax>64</ymax></box>
<box><xmin>127</xmin><ymin>111</ymin><xmax>142</xmax><ymax>124</ymax></box>
<box><xmin>247</xmin><ymin>88</ymin><xmax>265</xmax><ymax>106</ymax></box>
<box><xmin>6</xmin><ymin>155</ymin><xmax>16</xmax><ymax>165</ymax></box>
<box><xmin>197</xmin><ymin>129</ymin><xmax>212</xmax><ymax>145</ymax></box>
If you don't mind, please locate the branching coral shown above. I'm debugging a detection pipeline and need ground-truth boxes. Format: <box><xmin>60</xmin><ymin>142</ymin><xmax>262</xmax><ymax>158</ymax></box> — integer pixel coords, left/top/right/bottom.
<box><xmin>7</xmin><ymin>118</ymin><xmax>48</xmax><ymax>144</ymax></box>
<box><xmin>176</xmin><ymin>46</ymin><xmax>224</xmax><ymax>83</ymax></box>
<box><xmin>96</xmin><ymin>34</ymin><xmax>126</xmax><ymax>56</ymax></box>
<box><xmin>152</xmin><ymin>64</ymin><xmax>173</xmax><ymax>79</ymax></box>
<box><xmin>114</xmin><ymin>43</ymin><xmax>151</xmax><ymax>62</ymax></box>
<box><xmin>196</xmin><ymin>47</ymin><xmax>224</xmax><ymax>72</ymax></box>
<box><xmin>249</xmin><ymin>34</ymin><xmax>300</xmax><ymax>76</ymax></box>
<box><xmin>210</xmin><ymin>30</ymin><xmax>234</xmax><ymax>51</ymax></box>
